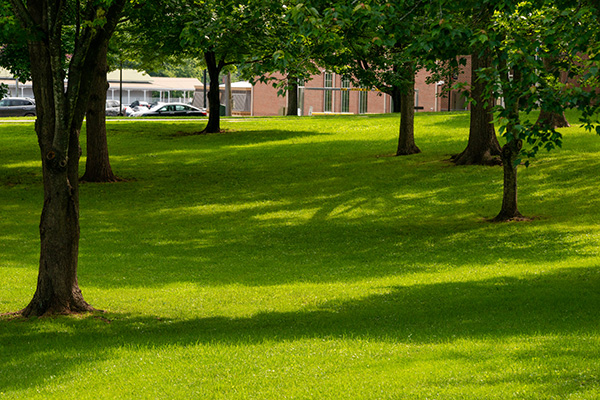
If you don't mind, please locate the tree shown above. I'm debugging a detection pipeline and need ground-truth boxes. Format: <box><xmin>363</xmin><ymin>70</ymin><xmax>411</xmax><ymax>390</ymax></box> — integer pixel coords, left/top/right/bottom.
<box><xmin>80</xmin><ymin>39</ymin><xmax>120</xmax><ymax>183</ymax></box>
<box><xmin>328</xmin><ymin>1</ymin><xmax>425</xmax><ymax>155</ymax></box>
<box><xmin>423</xmin><ymin>4</ymin><xmax>502</xmax><ymax>165</ymax></box>
<box><xmin>449</xmin><ymin>51</ymin><xmax>501</xmax><ymax>165</ymax></box>
<box><xmin>182</xmin><ymin>0</ymin><xmax>287</xmax><ymax>133</ymax></box>
<box><xmin>287</xmin><ymin>1</ymin><xmax>430</xmax><ymax>156</ymax></box>
<box><xmin>471</xmin><ymin>1</ymin><xmax>600</xmax><ymax>221</ymax></box>
<box><xmin>7</xmin><ymin>0</ymin><xmax>126</xmax><ymax>316</ymax></box>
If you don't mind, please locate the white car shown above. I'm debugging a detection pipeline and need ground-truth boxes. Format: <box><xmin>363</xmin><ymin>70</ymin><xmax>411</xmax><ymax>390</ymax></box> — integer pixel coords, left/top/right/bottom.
<box><xmin>105</xmin><ymin>100</ymin><xmax>121</xmax><ymax>116</ymax></box>
<box><xmin>123</xmin><ymin>100</ymin><xmax>151</xmax><ymax>116</ymax></box>
<box><xmin>130</xmin><ymin>102</ymin><xmax>207</xmax><ymax>117</ymax></box>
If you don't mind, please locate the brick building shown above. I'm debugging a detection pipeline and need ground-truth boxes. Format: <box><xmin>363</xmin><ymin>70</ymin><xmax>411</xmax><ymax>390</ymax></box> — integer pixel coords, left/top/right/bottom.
<box><xmin>192</xmin><ymin>59</ymin><xmax>474</xmax><ymax>116</ymax></box>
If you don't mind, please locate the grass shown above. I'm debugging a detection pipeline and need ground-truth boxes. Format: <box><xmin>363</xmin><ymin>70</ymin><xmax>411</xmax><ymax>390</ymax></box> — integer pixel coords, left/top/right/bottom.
<box><xmin>1</xmin><ymin>111</ymin><xmax>599</xmax><ymax>399</ymax></box>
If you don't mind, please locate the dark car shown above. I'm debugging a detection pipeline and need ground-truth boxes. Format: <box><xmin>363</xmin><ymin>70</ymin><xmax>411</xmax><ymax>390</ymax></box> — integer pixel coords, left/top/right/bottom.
<box><xmin>132</xmin><ymin>102</ymin><xmax>207</xmax><ymax>117</ymax></box>
<box><xmin>0</xmin><ymin>97</ymin><xmax>36</xmax><ymax>117</ymax></box>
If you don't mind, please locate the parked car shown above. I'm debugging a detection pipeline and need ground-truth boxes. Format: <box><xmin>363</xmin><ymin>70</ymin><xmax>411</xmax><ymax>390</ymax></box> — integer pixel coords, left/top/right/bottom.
<box><xmin>131</xmin><ymin>103</ymin><xmax>207</xmax><ymax>117</ymax></box>
<box><xmin>106</xmin><ymin>99</ymin><xmax>121</xmax><ymax>116</ymax></box>
<box><xmin>123</xmin><ymin>100</ymin><xmax>151</xmax><ymax>116</ymax></box>
<box><xmin>0</xmin><ymin>97</ymin><xmax>36</xmax><ymax>117</ymax></box>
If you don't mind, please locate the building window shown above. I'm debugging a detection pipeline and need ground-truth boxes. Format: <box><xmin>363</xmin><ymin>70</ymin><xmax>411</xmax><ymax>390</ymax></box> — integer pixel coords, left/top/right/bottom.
<box><xmin>324</xmin><ymin>72</ymin><xmax>333</xmax><ymax>112</ymax></box>
<box><xmin>359</xmin><ymin>87</ymin><xmax>368</xmax><ymax>114</ymax></box>
<box><xmin>341</xmin><ymin>77</ymin><xmax>350</xmax><ymax>113</ymax></box>
<box><xmin>415</xmin><ymin>89</ymin><xmax>419</xmax><ymax>110</ymax></box>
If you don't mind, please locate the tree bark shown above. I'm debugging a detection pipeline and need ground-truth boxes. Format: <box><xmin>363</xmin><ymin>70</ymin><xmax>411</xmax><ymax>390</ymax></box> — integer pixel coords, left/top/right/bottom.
<box><xmin>390</xmin><ymin>85</ymin><xmax>401</xmax><ymax>113</ymax></box>
<box><xmin>535</xmin><ymin>109</ymin><xmax>570</xmax><ymax>129</ymax></box>
<box><xmin>492</xmin><ymin>139</ymin><xmax>524</xmax><ymax>222</ymax></box>
<box><xmin>22</xmin><ymin>115</ymin><xmax>93</xmax><ymax>316</ymax></box>
<box><xmin>286</xmin><ymin>75</ymin><xmax>298</xmax><ymax>116</ymax></box>
<box><xmin>452</xmin><ymin>51</ymin><xmax>501</xmax><ymax>165</ymax></box>
<box><xmin>396</xmin><ymin>65</ymin><xmax>421</xmax><ymax>156</ymax></box>
<box><xmin>203</xmin><ymin>51</ymin><xmax>223</xmax><ymax>133</ymax></box>
<box><xmin>80</xmin><ymin>41</ymin><xmax>120</xmax><ymax>183</ymax></box>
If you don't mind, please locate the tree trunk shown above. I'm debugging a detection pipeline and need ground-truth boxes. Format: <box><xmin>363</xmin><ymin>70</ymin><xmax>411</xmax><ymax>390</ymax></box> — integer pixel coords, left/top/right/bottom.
<box><xmin>203</xmin><ymin>51</ymin><xmax>223</xmax><ymax>133</ymax></box>
<box><xmin>492</xmin><ymin>139</ymin><xmax>525</xmax><ymax>222</ymax></box>
<box><xmin>390</xmin><ymin>85</ymin><xmax>401</xmax><ymax>113</ymax></box>
<box><xmin>22</xmin><ymin>121</ymin><xmax>94</xmax><ymax>316</ymax></box>
<box><xmin>20</xmin><ymin>38</ymin><xmax>94</xmax><ymax>316</ymax></box>
<box><xmin>452</xmin><ymin>51</ymin><xmax>501</xmax><ymax>165</ymax></box>
<box><xmin>286</xmin><ymin>75</ymin><xmax>298</xmax><ymax>116</ymax></box>
<box><xmin>80</xmin><ymin>41</ymin><xmax>120</xmax><ymax>183</ymax></box>
<box><xmin>396</xmin><ymin>65</ymin><xmax>421</xmax><ymax>156</ymax></box>
<box><xmin>535</xmin><ymin>57</ymin><xmax>570</xmax><ymax>129</ymax></box>
<box><xmin>535</xmin><ymin>109</ymin><xmax>570</xmax><ymax>129</ymax></box>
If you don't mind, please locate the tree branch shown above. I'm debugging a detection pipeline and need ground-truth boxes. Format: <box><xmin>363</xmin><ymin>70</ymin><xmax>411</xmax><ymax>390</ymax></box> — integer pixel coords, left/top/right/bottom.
<box><xmin>7</xmin><ymin>0</ymin><xmax>37</xmax><ymax>31</ymax></box>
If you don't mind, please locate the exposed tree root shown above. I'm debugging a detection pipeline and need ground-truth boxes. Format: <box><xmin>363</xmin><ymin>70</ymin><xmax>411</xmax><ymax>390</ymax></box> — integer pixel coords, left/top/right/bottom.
<box><xmin>451</xmin><ymin>150</ymin><xmax>501</xmax><ymax>166</ymax></box>
<box><xmin>396</xmin><ymin>146</ymin><xmax>421</xmax><ymax>156</ymax></box>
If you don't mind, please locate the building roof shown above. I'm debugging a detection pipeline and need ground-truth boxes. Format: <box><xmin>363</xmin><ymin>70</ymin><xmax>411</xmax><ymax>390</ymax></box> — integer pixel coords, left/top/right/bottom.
<box><xmin>1</xmin><ymin>68</ymin><xmax>202</xmax><ymax>92</ymax></box>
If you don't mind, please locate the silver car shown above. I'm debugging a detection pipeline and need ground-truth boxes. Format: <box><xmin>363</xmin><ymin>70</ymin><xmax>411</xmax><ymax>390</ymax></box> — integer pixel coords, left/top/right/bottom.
<box><xmin>0</xmin><ymin>97</ymin><xmax>36</xmax><ymax>117</ymax></box>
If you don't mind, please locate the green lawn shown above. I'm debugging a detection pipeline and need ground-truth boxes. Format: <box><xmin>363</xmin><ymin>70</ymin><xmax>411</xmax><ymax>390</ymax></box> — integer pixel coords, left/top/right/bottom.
<box><xmin>1</xmin><ymin>112</ymin><xmax>599</xmax><ymax>399</ymax></box>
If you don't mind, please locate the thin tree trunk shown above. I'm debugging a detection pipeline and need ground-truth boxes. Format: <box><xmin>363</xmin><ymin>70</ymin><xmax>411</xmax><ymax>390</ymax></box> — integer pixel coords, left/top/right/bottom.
<box><xmin>81</xmin><ymin>42</ymin><xmax>120</xmax><ymax>183</ymax></box>
<box><xmin>396</xmin><ymin>65</ymin><xmax>421</xmax><ymax>156</ymax></box>
<box><xmin>203</xmin><ymin>51</ymin><xmax>222</xmax><ymax>134</ymax></box>
<box><xmin>492</xmin><ymin>139</ymin><xmax>524</xmax><ymax>222</ymax></box>
<box><xmin>452</xmin><ymin>51</ymin><xmax>501</xmax><ymax>165</ymax></box>
<box><xmin>286</xmin><ymin>75</ymin><xmax>298</xmax><ymax>116</ymax></box>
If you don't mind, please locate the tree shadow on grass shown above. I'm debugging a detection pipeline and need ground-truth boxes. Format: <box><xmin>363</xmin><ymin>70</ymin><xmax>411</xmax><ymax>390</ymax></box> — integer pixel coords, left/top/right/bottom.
<box><xmin>1</xmin><ymin>267</ymin><xmax>599</xmax><ymax>395</ymax></box>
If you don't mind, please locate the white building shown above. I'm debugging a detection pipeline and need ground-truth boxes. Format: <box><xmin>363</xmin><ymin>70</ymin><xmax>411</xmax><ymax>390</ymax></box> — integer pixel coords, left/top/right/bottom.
<box><xmin>1</xmin><ymin>68</ymin><xmax>201</xmax><ymax>106</ymax></box>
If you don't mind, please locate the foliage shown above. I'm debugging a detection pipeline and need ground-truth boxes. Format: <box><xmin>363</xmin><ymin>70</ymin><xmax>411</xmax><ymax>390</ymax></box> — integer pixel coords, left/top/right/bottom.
<box><xmin>144</xmin><ymin>57</ymin><xmax>205</xmax><ymax>78</ymax></box>
<box><xmin>470</xmin><ymin>1</ymin><xmax>599</xmax><ymax>162</ymax></box>
<box><xmin>0</xmin><ymin>0</ymin><xmax>30</xmax><ymax>81</ymax></box>
<box><xmin>0</xmin><ymin>82</ymin><xmax>7</xmax><ymax>98</ymax></box>
<box><xmin>2</xmin><ymin>114</ymin><xmax>600</xmax><ymax>398</ymax></box>
<box><xmin>109</xmin><ymin>0</ymin><xmax>196</xmax><ymax>73</ymax></box>
<box><xmin>181</xmin><ymin>0</ymin><xmax>287</xmax><ymax>68</ymax></box>
<box><xmin>319</xmin><ymin>0</ymin><xmax>432</xmax><ymax>93</ymax></box>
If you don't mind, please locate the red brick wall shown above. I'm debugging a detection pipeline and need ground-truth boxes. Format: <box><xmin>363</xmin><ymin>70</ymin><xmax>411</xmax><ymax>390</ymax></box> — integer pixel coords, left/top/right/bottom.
<box><xmin>227</xmin><ymin>59</ymin><xmax>474</xmax><ymax>116</ymax></box>
<box><xmin>414</xmin><ymin>56</ymin><xmax>472</xmax><ymax>112</ymax></box>
<box><xmin>252</xmin><ymin>73</ymin><xmax>288</xmax><ymax>116</ymax></box>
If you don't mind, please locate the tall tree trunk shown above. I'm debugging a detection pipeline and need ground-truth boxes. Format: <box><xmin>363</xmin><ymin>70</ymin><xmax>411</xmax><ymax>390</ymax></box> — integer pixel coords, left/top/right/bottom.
<box><xmin>22</xmin><ymin>115</ymin><xmax>93</xmax><ymax>316</ymax></box>
<box><xmin>20</xmin><ymin>41</ymin><xmax>94</xmax><ymax>317</ymax></box>
<box><xmin>396</xmin><ymin>65</ymin><xmax>421</xmax><ymax>156</ymax></box>
<box><xmin>493</xmin><ymin>139</ymin><xmax>524</xmax><ymax>222</ymax></box>
<box><xmin>493</xmin><ymin>85</ymin><xmax>525</xmax><ymax>222</ymax></box>
<box><xmin>286</xmin><ymin>75</ymin><xmax>298</xmax><ymax>116</ymax></box>
<box><xmin>81</xmin><ymin>42</ymin><xmax>120</xmax><ymax>183</ymax></box>
<box><xmin>452</xmin><ymin>51</ymin><xmax>501</xmax><ymax>165</ymax></box>
<box><xmin>203</xmin><ymin>51</ymin><xmax>223</xmax><ymax>134</ymax></box>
